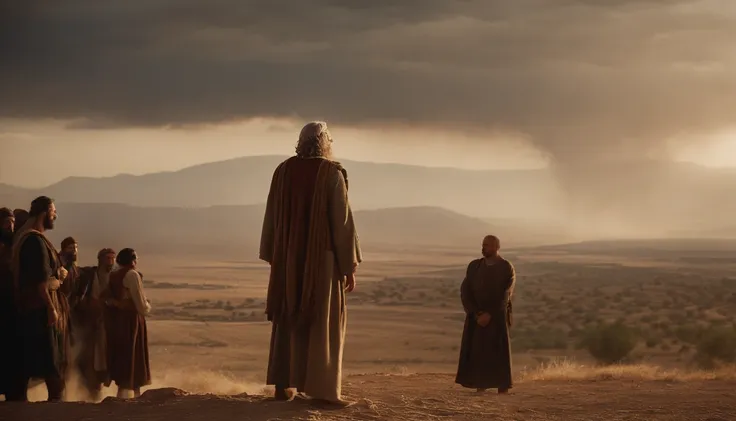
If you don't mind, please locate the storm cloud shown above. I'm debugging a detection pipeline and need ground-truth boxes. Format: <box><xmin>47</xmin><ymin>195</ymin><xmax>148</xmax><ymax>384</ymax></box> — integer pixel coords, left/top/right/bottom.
<box><xmin>1</xmin><ymin>0</ymin><xmax>735</xmax><ymax>163</ymax></box>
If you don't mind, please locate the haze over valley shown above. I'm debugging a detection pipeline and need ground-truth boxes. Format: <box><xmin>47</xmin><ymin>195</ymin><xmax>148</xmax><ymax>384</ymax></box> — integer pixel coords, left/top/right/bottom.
<box><xmin>2</xmin><ymin>155</ymin><xmax>736</xmax><ymax>250</ymax></box>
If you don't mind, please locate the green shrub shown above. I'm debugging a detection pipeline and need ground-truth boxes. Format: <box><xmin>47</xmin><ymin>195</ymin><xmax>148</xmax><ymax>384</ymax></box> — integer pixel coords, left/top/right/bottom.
<box><xmin>582</xmin><ymin>322</ymin><xmax>637</xmax><ymax>364</ymax></box>
<box><xmin>695</xmin><ymin>327</ymin><xmax>736</xmax><ymax>367</ymax></box>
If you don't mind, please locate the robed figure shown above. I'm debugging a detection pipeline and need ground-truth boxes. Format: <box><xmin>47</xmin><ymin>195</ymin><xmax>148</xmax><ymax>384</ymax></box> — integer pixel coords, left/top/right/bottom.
<box><xmin>260</xmin><ymin>121</ymin><xmax>362</xmax><ymax>405</ymax></box>
<box><xmin>455</xmin><ymin>235</ymin><xmax>515</xmax><ymax>393</ymax></box>
<box><xmin>11</xmin><ymin>197</ymin><xmax>70</xmax><ymax>401</ymax></box>
<box><xmin>105</xmin><ymin>248</ymin><xmax>151</xmax><ymax>399</ymax></box>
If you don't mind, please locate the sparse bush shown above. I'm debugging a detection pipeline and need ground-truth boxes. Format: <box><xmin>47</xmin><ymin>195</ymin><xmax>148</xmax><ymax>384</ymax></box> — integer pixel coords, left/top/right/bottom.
<box><xmin>667</xmin><ymin>311</ymin><xmax>687</xmax><ymax>325</ymax></box>
<box><xmin>645</xmin><ymin>337</ymin><xmax>661</xmax><ymax>348</ymax></box>
<box><xmin>674</xmin><ymin>325</ymin><xmax>702</xmax><ymax>344</ymax></box>
<box><xmin>512</xmin><ymin>328</ymin><xmax>568</xmax><ymax>351</ymax></box>
<box><xmin>582</xmin><ymin>322</ymin><xmax>637</xmax><ymax>365</ymax></box>
<box><xmin>695</xmin><ymin>327</ymin><xmax>736</xmax><ymax>368</ymax></box>
<box><xmin>639</xmin><ymin>314</ymin><xmax>656</xmax><ymax>324</ymax></box>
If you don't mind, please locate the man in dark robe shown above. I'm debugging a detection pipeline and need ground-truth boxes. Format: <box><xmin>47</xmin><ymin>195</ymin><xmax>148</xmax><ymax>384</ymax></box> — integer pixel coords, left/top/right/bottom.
<box><xmin>11</xmin><ymin>196</ymin><xmax>70</xmax><ymax>401</ymax></box>
<box><xmin>0</xmin><ymin>207</ymin><xmax>18</xmax><ymax>399</ymax></box>
<box><xmin>72</xmin><ymin>248</ymin><xmax>116</xmax><ymax>400</ymax></box>
<box><xmin>13</xmin><ymin>209</ymin><xmax>29</xmax><ymax>233</ymax></box>
<box><xmin>260</xmin><ymin>121</ymin><xmax>362</xmax><ymax>406</ymax></box>
<box><xmin>0</xmin><ymin>207</ymin><xmax>13</xmax><ymax>250</ymax></box>
<box><xmin>455</xmin><ymin>235</ymin><xmax>515</xmax><ymax>394</ymax></box>
<box><xmin>59</xmin><ymin>237</ymin><xmax>81</xmax><ymax>307</ymax></box>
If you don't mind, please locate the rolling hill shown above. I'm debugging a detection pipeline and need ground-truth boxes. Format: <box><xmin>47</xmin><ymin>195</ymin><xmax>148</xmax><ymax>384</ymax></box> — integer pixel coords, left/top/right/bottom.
<box><xmin>2</xmin><ymin>155</ymin><xmax>736</xmax><ymax>239</ymax></box>
<box><xmin>0</xmin><ymin>155</ymin><xmax>560</xmax><ymax>220</ymax></box>
<box><xmin>40</xmin><ymin>202</ymin><xmax>501</xmax><ymax>257</ymax></box>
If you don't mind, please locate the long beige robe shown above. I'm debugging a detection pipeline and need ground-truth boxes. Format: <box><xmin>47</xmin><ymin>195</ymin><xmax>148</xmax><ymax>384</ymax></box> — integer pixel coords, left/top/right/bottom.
<box><xmin>260</xmin><ymin>156</ymin><xmax>362</xmax><ymax>402</ymax></box>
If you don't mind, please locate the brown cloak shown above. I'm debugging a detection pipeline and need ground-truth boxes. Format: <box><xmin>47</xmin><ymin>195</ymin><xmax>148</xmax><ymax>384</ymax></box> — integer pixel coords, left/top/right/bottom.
<box><xmin>260</xmin><ymin>156</ymin><xmax>362</xmax><ymax>402</ymax></box>
<box><xmin>106</xmin><ymin>268</ymin><xmax>151</xmax><ymax>390</ymax></box>
<box><xmin>455</xmin><ymin>257</ymin><xmax>515</xmax><ymax>390</ymax></box>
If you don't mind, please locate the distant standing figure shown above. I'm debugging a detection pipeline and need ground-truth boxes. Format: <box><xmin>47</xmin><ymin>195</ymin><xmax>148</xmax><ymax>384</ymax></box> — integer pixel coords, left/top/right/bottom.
<box><xmin>455</xmin><ymin>235</ymin><xmax>515</xmax><ymax>394</ymax></box>
<box><xmin>260</xmin><ymin>121</ymin><xmax>362</xmax><ymax>406</ymax></box>
<box><xmin>105</xmin><ymin>248</ymin><xmax>151</xmax><ymax>398</ymax></box>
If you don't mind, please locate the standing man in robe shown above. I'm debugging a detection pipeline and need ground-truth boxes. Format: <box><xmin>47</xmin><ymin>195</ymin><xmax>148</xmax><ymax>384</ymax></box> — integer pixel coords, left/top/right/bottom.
<box><xmin>73</xmin><ymin>248</ymin><xmax>116</xmax><ymax>400</ymax></box>
<box><xmin>0</xmin><ymin>207</ymin><xmax>17</xmax><ymax>399</ymax></box>
<box><xmin>260</xmin><ymin>121</ymin><xmax>362</xmax><ymax>406</ymax></box>
<box><xmin>0</xmin><ymin>207</ymin><xmax>13</xmax><ymax>252</ymax></box>
<box><xmin>455</xmin><ymin>235</ymin><xmax>515</xmax><ymax>394</ymax></box>
<box><xmin>59</xmin><ymin>237</ymin><xmax>81</xmax><ymax>307</ymax></box>
<box><xmin>11</xmin><ymin>196</ymin><xmax>70</xmax><ymax>401</ymax></box>
<box><xmin>13</xmin><ymin>209</ymin><xmax>29</xmax><ymax>234</ymax></box>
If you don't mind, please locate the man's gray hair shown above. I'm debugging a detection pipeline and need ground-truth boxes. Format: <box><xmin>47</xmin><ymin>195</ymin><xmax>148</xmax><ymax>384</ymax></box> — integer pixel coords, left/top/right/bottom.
<box><xmin>295</xmin><ymin>121</ymin><xmax>333</xmax><ymax>159</ymax></box>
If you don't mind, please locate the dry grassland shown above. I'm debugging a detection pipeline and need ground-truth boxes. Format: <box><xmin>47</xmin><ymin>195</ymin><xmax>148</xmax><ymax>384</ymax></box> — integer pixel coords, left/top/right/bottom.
<box><xmin>7</xmin><ymin>240</ymin><xmax>736</xmax><ymax>419</ymax></box>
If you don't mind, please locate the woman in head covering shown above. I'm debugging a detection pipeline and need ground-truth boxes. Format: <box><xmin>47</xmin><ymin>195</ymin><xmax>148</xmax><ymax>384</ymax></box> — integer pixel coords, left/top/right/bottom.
<box><xmin>105</xmin><ymin>248</ymin><xmax>151</xmax><ymax>398</ymax></box>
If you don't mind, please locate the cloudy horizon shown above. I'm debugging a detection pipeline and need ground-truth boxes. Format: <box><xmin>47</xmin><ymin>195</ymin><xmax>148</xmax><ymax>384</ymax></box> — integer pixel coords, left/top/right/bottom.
<box><xmin>2</xmin><ymin>1</ymin><xmax>735</xmax><ymax>188</ymax></box>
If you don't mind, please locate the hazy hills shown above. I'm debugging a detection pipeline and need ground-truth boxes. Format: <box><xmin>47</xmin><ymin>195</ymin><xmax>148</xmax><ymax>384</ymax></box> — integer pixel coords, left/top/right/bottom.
<box><xmin>0</xmin><ymin>155</ymin><xmax>560</xmax><ymax>220</ymax></box>
<box><xmin>2</xmin><ymin>155</ymin><xmax>736</xmax><ymax>240</ymax></box>
<box><xmin>40</xmin><ymin>202</ymin><xmax>506</xmax><ymax>257</ymax></box>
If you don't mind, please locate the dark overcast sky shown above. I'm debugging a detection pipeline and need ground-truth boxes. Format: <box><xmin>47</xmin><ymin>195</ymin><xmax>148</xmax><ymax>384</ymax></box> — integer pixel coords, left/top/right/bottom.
<box><xmin>1</xmin><ymin>0</ymin><xmax>735</xmax><ymax>164</ymax></box>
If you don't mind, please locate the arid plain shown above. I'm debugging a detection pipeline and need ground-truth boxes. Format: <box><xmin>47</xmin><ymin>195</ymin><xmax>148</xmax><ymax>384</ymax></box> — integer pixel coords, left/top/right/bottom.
<box><xmin>6</xmin><ymin>238</ymin><xmax>736</xmax><ymax>420</ymax></box>
<box><xmin>3</xmin><ymin>157</ymin><xmax>736</xmax><ymax>419</ymax></box>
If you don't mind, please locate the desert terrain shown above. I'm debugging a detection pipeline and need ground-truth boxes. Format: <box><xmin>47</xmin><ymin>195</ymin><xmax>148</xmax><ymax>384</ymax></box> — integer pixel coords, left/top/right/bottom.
<box><xmin>5</xmin><ymin>1</ymin><xmax>736</xmax><ymax>418</ymax></box>
<box><xmin>2</xmin><ymin>157</ymin><xmax>736</xmax><ymax>419</ymax></box>
<box><xmin>5</xmin><ymin>238</ymin><xmax>736</xmax><ymax>420</ymax></box>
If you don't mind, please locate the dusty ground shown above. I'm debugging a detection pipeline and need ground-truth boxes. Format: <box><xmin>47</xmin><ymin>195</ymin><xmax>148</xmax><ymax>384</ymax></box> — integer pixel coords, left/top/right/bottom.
<box><xmin>5</xmin><ymin>240</ymin><xmax>736</xmax><ymax>419</ymax></box>
<box><xmin>5</xmin><ymin>374</ymin><xmax>736</xmax><ymax>420</ymax></box>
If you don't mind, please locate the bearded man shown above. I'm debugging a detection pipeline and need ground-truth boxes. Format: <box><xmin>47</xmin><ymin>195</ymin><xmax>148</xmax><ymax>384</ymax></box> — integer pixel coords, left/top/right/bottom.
<box><xmin>455</xmin><ymin>235</ymin><xmax>515</xmax><ymax>394</ymax></box>
<box><xmin>260</xmin><ymin>121</ymin><xmax>362</xmax><ymax>406</ymax></box>
<box><xmin>0</xmin><ymin>207</ymin><xmax>14</xmax><ymax>286</ymax></box>
<box><xmin>13</xmin><ymin>209</ymin><xmax>28</xmax><ymax>233</ymax></box>
<box><xmin>59</xmin><ymin>237</ymin><xmax>81</xmax><ymax>307</ymax></box>
<box><xmin>0</xmin><ymin>207</ymin><xmax>15</xmax><ymax>289</ymax></box>
<box><xmin>73</xmin><ymin>248</ymin><xmax>116</xmax><ymax>400</ymax></box>
<box><xmin>11</xmin><ymin>196</ymin><xmax>70</xmax><ymax>401</ymax></box>
<box><xmin>0</xmin><ymin>207</ymin><xmax>17</xmax><ymax>399</ymax></box>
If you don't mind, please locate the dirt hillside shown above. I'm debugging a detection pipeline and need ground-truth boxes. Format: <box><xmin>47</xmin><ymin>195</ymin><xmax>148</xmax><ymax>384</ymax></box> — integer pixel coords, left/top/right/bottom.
<box><xmin>4</xmin><ymin>373</ymin><xmax>736</xmax><ymax>421</ymax></box>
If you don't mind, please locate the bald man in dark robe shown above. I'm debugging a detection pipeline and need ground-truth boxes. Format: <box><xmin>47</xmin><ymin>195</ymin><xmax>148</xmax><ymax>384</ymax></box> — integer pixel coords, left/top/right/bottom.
<box><xmin>455</xmin><ymin>235</ymin><xmax>515</xmax><ymax>394</ymax></box>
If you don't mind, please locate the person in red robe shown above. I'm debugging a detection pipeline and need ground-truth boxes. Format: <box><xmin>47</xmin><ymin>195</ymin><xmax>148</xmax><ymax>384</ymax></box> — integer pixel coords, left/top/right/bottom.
<box><xmin>105</xmin><ymin>248</ymin><xmax>151</xmax><ymax>399</ymax></box>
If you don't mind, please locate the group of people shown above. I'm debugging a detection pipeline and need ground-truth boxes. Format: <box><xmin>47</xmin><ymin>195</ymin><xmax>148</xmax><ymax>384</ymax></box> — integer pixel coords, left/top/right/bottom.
<box><xmin>1</xmin><ymin>120</ymin><xmax>515</xmax><ymax>406</ymax></box>
<box><xmin>0</xmin><ymin>198</ymin><xmax>152</xmax><ymax>402</ymax></box>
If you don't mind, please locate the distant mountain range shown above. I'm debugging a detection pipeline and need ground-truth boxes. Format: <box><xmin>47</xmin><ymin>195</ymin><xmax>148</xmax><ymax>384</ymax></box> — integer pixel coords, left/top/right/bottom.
<box><xmin>2</xmin><ymin>155</ymin><xmax>735</xmax><ymax>240</ymax></box>
<box><xmin>0</xmin><ymin>155</ymin><xmax>561</xmax><ymax>220</ymax></box>
<box><xmin>40</xmin><ymin>202</ymin><xmax>536</xmax><ymax>258</ymax></box>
